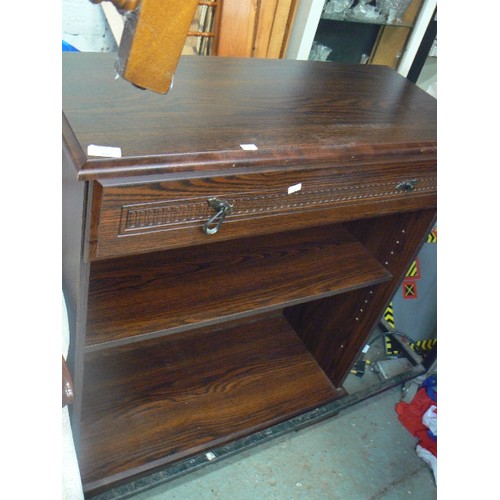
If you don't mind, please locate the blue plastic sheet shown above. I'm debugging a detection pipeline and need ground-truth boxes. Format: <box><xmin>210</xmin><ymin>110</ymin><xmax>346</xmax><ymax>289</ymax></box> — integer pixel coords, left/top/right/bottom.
<box><xmin>62</xmin><ymin>41</ymin><xmax>79</xmax><ymax>52</ymax></box>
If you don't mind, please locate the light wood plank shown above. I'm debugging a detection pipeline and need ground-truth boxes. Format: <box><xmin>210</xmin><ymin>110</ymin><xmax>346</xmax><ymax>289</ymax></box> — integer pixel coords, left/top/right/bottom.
<box><xmin>267</xmin><ymin>0</ymin><xmax>295</xmax><ymax>58</ymax></box>
<box><xmin>217</xmin><ymin>0</ymin><xmax>258</xmax><ymax>57</ymax></box>
<box><xmin>370</xmin><ymin>0</ymin><xmax>423</xmax><ymax>68</ymax></box>
<box><xmin>253</xmin><ymin>0</ymin><xmax>278</xmax><ymax>57</ymax></box>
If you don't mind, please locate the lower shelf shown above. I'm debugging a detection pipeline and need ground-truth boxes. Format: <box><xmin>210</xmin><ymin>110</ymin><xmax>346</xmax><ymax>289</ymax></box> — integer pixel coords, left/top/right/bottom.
<box><xmin>79</xmin><ymin>314</ymin><xmax>343</xmax><ymax>494</ymax></box>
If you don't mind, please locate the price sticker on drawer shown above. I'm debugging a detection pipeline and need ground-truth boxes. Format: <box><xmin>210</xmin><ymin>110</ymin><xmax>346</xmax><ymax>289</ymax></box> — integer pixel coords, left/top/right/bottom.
<box><xmin>240</xmin><ymin>144</ymin><xmax>258</xmax><ymax>151</ymax></box>
<box><xmin>288</xmin><ymin>183</ymin><xmax>302</xmax><ymax>195</ymax></box>
<box><xmin>87</xmin><ymin>144</ymin><xmax>122</xmax><ymax>158</ymax></box>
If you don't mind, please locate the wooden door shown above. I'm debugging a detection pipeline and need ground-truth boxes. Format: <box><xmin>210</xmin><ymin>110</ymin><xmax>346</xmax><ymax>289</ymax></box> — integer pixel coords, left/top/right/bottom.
<box><xmin>217</xmin><ymin>0</ymin><xmax>298</xmax><ymax>58</ymax></box>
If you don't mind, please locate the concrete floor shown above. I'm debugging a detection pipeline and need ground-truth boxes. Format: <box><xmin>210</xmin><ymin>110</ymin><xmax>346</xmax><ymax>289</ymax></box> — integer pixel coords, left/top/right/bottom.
<box><xmin>127</xmin><ymin>381</ymin><xmax>436</xmax><ymax>500</ymax></box>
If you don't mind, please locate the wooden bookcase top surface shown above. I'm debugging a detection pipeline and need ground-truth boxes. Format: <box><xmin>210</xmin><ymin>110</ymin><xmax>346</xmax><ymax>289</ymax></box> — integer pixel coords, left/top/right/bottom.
<box><xmin>62</xmin><ymin>53</ymin><xmax>437</xmax><ymax>181</ymax></box>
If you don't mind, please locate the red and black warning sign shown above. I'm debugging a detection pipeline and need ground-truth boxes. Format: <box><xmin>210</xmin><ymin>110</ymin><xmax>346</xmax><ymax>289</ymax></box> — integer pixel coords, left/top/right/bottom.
<box><xmin>402</xmin><ymin>280</ymin><xmax>418</xmax><ymax>299</ymax></box>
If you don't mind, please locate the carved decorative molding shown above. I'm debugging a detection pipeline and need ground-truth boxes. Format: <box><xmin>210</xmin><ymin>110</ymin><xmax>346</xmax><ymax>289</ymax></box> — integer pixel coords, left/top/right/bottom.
<box><xmin>119</xmin><ymin>177</ymin><xmax>436</xmax><ymax>235</ymax></box>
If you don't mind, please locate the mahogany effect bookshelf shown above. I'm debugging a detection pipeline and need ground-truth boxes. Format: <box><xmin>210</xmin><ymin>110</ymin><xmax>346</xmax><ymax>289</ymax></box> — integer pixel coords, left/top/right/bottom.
<box><xmin>62</xmin><ymin>52</ymin><xmax>436</xmax><ymax>496</ymax></box>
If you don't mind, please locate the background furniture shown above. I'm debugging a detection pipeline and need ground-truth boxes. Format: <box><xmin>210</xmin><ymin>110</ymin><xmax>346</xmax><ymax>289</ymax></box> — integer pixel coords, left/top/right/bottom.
<box><xmin>286</xmin><ymin>0</ymin><xmax>437</xmax><ymax>76</ymax></box>
<box><xmin>63</xmin><ymin>52</ymin><xmax>436</xmax><ymax>496</ymax></box>
<box><xmin>310</xmin><ymin>0</ymin><xmax>423</xmax><ymax>66</ymax></box>
<box><xmin>185</xmin><ymin>1</ymin><xmax>223</xmax><ymax>55</ymax></box>
<box><xmin>98</xmin><ymin>0</ymin><xmax>299</xmax><ymax>58</ymax></box>
<box><xmin>217</xmin><ymin>0</ymin><xmax>299</xmax><ymax>58</ymax></box>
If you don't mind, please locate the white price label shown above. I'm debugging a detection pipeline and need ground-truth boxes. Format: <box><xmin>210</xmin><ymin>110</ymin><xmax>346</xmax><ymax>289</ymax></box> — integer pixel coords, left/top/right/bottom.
<box><xmin>240</xmin><ymin>144</ymin><xmax>258</xmax><ymax>151</ymax></box>
<box><xmin>87</xmin><ymin>144</ymin><xmax>122</xmax><ymax>158</ymax></box>
<box><xmin>288</xmin><ymin>183</ymin><xmax>302</xmax><ymax>194</ymax></box>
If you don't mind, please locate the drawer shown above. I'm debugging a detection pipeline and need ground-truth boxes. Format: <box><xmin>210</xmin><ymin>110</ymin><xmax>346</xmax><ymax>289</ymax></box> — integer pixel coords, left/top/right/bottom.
<box><xmin>88</xmin><ymin>162</ymin><xmax>436</xmax><ymax>260</ymax></box>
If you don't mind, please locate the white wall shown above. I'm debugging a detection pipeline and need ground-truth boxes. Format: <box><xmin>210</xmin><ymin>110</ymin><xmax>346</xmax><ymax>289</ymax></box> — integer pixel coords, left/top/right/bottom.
<box><xmin>285</xmin><ymin>0</ymin><xmax>324</xmax><ymax>60</ymax></box>
<box><xmin>62</xmin><ymin>0</ymin><xmax>117</xmax><ymax>52</ymax></box>
<box><xmin>396</xmin><ymin>0</ymin><xmax>437</xmax><ymax>76</ymax></box>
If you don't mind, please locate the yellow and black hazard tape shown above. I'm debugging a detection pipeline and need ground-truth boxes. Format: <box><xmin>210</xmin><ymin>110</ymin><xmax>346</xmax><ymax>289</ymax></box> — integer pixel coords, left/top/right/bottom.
<box><xmin>410</xmin><ymin>338</ymin><xmax>437</xmax><ymax>354</ymax></box>
<box><xmin>427</xmin><ymin>228</ymin><xmax>437</xmax><ymax>243</ymax></box>
<box><xmin>350</xmin><ymin>359</ymin><xmax>371</xmax><ymax>377</ymax></box>
<box><xmin>406</xmin><ymin>260</ymin><xmax>419</xmax><ymax>277</ymax></box>
<box><xmin>385</xmin><ymin>334</ymin><xmax>403</xmax><ymax>357</ymax></box>
<box><xmin>384</xmin><ymin>302</ymin><xmax>395</xmax><ymax>329</ymax></box>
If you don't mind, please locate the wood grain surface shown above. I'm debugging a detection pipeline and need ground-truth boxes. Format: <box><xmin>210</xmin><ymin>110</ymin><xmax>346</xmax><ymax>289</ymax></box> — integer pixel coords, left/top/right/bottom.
<box><xmin>116</xmin><ymin>0</ymin><xmax>200</xmax><ymax>93</ymax></box>
<box><xmin>91</xmin><ymin>159</ymin><xmax>436</xmax><ymax>259</ymax></box>
<box><xmin>62</xmin><ymin>53</ymin><xmax>437</xmax><ymax>180</ymax></box>
<box><xmin>85</xmin><ymin>224</ymin><xmax>391</xmax><ymax>349</ymax></box>
<box><xmin>62</xmin><ymin>52</ymin><xmax>437</xmax><ymax>496</ymax></box>
<box><xmin>79</xmin><ymin>314</ymin><xmax>342</xmax><ymax>492</ymax></box>
<box><xmin>285</xmin><ymin>209</ymin><xmax>436</xmax><ymax>387</ymax></box>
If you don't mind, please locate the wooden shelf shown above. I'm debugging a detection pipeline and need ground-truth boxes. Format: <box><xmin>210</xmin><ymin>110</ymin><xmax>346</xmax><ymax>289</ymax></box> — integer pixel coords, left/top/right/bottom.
<box><xmin>86</xmin><ymin>224</ymin><xmax>392</xmax><ymax>350</ymax></box>
<box><xmin>314</xmin><ymin>0</ymin><xmax>423</xmax><ymax>68</ymax></box>
<box><xmin>79</xmin><ymin>314</ymin><xmax>343</xmax><ymax>493</ymax></box>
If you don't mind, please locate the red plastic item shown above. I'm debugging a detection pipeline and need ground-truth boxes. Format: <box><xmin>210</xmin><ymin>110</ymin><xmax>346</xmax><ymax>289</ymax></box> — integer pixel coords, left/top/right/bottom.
<box><xmin>395</xmin><ymin>387</ymin><xmax>437</xmax><ymax>457</ymax></box>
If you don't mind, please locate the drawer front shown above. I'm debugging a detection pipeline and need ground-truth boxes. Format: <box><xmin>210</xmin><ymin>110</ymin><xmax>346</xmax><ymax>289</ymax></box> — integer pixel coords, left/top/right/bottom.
<box><xmin>89</xmin><ymin>163</ymin><xmax>436</xmax><ymax>260</ymax></box>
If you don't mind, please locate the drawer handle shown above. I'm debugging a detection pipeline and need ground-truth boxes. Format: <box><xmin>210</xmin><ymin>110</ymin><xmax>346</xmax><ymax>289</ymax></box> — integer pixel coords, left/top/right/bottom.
<box><xmin>203</xmin><ymin>198</ymin><xmax>234</xmax><ymax>235</ymax></box>
<box><xmin>396</xmin><ymin>179</ymin><xmax>418</xmax><ymax>192</ymax></box>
